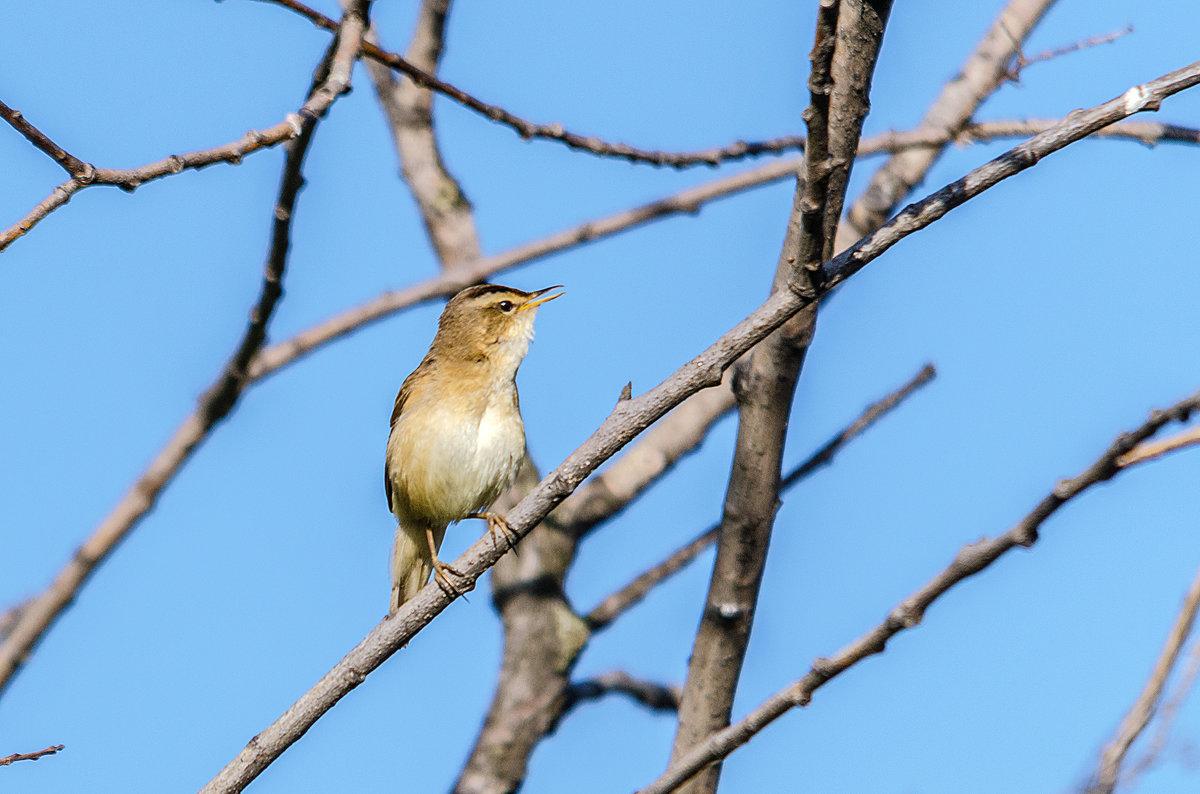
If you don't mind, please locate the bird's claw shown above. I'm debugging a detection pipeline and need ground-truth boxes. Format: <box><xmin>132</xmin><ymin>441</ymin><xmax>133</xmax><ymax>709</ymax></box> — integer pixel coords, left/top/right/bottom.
<box><xmin>471</xmin><ymin>512</ymin><xmax>519</xmax><ymax>553</ymax></box>
<box><xmin>431</xmin><ymin>558</ymin><xmax>470</xmax><ymax>600</ymax></box>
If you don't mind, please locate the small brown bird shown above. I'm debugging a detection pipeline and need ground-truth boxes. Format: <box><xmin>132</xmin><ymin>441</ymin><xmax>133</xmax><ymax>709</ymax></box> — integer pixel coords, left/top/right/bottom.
<box><xmin>384</xmin><ymin>284</ymin><xmax>562</xmax><ymax>613</ymax></box>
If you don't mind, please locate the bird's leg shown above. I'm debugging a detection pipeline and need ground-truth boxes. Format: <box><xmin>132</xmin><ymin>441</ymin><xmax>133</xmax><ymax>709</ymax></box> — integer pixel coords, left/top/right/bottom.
<box><xmin>468</xmin><ymin>511</ymin><xmax>520</xmax><ymax>553</ymax></box>
<box><xmin>426</xmin><ymin>525</ymin><xmax>468</xmax><ymax>598</ymax></box>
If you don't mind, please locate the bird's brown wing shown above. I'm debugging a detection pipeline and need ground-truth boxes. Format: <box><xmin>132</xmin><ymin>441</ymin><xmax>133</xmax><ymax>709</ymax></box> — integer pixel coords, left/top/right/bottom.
<box><xmin>384</xmin><ymin>356</ymin><xmax>435</xmax><ymax>513</ymax></box>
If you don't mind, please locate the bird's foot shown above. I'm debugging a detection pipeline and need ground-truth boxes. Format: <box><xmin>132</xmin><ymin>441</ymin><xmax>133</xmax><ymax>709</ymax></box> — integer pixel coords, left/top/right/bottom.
<box><xmin>470</xmin><ymin>511</ymin><xmax>519</xmax><ymax>553</ymax></box>
<box><xmin>431</xmin><ymin>557</ymin><xmax>471</xmax><ymax>600</ymax></box>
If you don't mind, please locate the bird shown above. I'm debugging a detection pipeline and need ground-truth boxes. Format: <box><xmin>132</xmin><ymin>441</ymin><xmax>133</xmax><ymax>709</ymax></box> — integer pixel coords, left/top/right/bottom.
<box><xmin>384</xmin><ymin>283</ymin><xmax>563</xmax><ymax>613</ymax></box>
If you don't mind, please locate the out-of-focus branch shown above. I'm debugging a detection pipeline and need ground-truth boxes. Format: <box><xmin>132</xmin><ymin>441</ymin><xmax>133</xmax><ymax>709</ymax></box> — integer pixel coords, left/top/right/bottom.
<box><xmin>0</xmin><ymin>4</ymin><xmax>369</xmax><ymax>699</ymax></box>
<box><xmin>0</xmin><ymin>744</ymin><xmax>63</xmax><ymax>766</ymax></box>
<box><xmin>197</xmin><ymin>63</ymin><xmax>1200</xmax><ymax>792</ymax></box>
<box><xmin>586</xmin><ymin>363</ymin><xmax>935</xmax><ymax>631</ymax></box>
<box><xmin>1125</xmin><ymin>635</ymin><xmax>1200</xmax><ymax>785</ymax></box>
<box><xmin>258</xmin><ymin>0</ymin><xmax>810</xmax><ymax>168</ymax></box>
<box><xmin>1088</xmin><ymin>562</ymin><xmax>1200</xmax><ymax>794</ymax></box>
<box><xmin>669</xmin><ymin>5</ymin><xmax>891</xmax><ymax>791</ymax></box>
<box><xmin>1118</xmin><ymin>425</ymin><xmax>1200</xmax><ymax>467</ymax></box>
<box><xmin>360</xmin><ymin>0</ymin><xmax>482</xmax><ymax>267</ymax></box>
<box><xmin>836</xmin><ymin>0</ymin><xmax>1057</xmax><ymax>251</ymax></box>
<box><xmin>1019</xmin><ymin>24</ymin><xmax>1132</xmax><ymax>71</ymax></box>
<box><xmin>565</xmin><ymin>672</ymin><xmax>682</xmax><ymax>714</ymax></box>
<box><xmin>640</xmin><ymin>391</ymin><xmax>1200</xmax><ymax>794</ymax></box>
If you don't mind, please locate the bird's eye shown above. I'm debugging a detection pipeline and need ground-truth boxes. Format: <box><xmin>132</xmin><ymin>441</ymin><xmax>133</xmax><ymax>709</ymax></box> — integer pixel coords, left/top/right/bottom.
<box><xmin>498</xmin><ymin>300</ymin><xmax>514</xmax><ymax>312</ymax></box>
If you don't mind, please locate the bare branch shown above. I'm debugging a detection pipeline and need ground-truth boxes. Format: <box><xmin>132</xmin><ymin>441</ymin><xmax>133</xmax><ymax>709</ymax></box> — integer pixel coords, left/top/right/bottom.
<box><xmin>837</xmin><ymin>0</ymin><xmax>1057</xmax><ymax>251</ymax></box>
<box><xmin>256</xmin><ymin>0</ymin><xmax>808</xmax><ymax>168</ymax></box>
<box><xmin>0</xmin><ymin>99</ymin><xmax>91</xmax><ymax>177</ymax></box>
<box><xmin>0</xmin><ymin>3</ymin><xmax>370</xmax><ymax>699</ymax></box>
<box><xmin>565</xmin><ymin>672</ymin><xmax>681</xmax><ymax>714</ymax></box>
<box><xmin>1022</xmin><ymin>24</ymin><xmax>1133</xmax><ymax>70</ymax></box>
<box><xmin>1088</xmin><ymin>562</ymin><xmax>1200</xmax><ymax>794</ymax></box>
<box><xmin>0</xmin><ymin>114</ymin><xmax>306</xmax><ymax>253</ymax></box>
<box><xmin>670</xmin><ymin>5</ymin><xmax>891</xmax><ymax>790</ymax></box>
<box><xmin>361</xmin><ymin>0</ymin><xmax>482</xmax><ymax>267</ymax></box>
<box><xmin>239</xmin><ymin>117</ymin><xmax>1198</xmax><ymax>381</ymax></box>
<box><xmin>1126</xmin><ymin>635</ymin><xmax>1200</xmax><ymax>784</ymax></box>
<box><xmin>0</xmin><ymin>744</ymin><xmax>64</xmax><ymax>767</ymax></box>
<box><xmin>585</xmin><ymin>363</ymin><xmax>936</xmax><ymax>631</ymax></box>
<box><xmin>196</xmin><ymin>60</ymin><xmax>1200</xmax><ymax>794</ymax></box>
<box><xmin>555</xmin><ymin>376</ymin><xmax>737</xmax><ymax>536</ymax></box>
<box><xmin>640</xmin><ymin>390</ymin><xmax>1200</xmax><ymax>794</ymax></box>
<box><xmin>1118</xmin><ymin>425</ymin><xmax>1200</xmax><ymax>467</ymax></box>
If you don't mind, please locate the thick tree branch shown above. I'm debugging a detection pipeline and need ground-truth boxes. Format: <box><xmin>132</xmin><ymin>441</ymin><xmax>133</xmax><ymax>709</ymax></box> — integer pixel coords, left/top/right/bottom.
<box><xmin>0</xmin><ymin>744</ymin><xmax>64</xmax><ymax>766</ymax></box>
<box><xmin>360</xmin><ymin>0</ymin><xmax>482</xmax><ymax>267</ymax></box>
<box><xmin>565</xmin><ymin>672</ymin><xmax>682</xmax><ymax>714</ymax></box>
<box><xmin>456</xmin><ymin>363</ymin><xmax>932</xmax><ymax>793</ymax></box>
<box><xmin>669</xmin><ymin>6</ymin><xmax>890</xmax><ymax>791</ymax></box>
<box><xmin>836</xmin><ymin>0</ymin><xmax>1057</xmax><ymax>251</ymax></box>
<box><xmin>0</xmin><ymin>4</ymin><xmax>369</xmax><ymax>699</ymax></box>
<box><xmin>196</xmin><ymin>62</ymin><xmax>1200</xmax><ymax>793</ymax></box>
<box><xmin>640</xmin><ymin>390</ymin><xmax>1200</xmax><ymax>794</ymax></box>
<box><xmin>1088</xmin><ymin>562</ymin><xmax>1200</xmax><ymax>794</ymax></box>
<box><xmin>585</xmin><ymin>363</ymin><xmax>935</xmax><ymax>631</ymax></box>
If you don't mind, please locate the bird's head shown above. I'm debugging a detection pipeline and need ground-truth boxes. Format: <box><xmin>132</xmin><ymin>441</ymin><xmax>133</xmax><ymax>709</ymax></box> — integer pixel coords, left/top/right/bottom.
<box><xmin>431</xmin><ymin>284</ymin><xmax>563</xmax><ymax>371</ymax></box>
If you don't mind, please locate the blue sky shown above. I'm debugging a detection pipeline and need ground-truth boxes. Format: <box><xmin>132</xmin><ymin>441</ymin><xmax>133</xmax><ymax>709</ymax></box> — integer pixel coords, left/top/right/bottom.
<box><xmin>2</xmin><ymin>1</ymin><xmax>1199</xmax><ymax>792</ymax></box>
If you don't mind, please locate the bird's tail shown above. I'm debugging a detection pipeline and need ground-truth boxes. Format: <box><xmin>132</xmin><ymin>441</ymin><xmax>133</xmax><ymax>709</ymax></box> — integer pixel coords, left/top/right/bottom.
<box><xmin>390</xmin><ymin>521</ymin><xmax>446</xmax><ymax>613</ymax></box>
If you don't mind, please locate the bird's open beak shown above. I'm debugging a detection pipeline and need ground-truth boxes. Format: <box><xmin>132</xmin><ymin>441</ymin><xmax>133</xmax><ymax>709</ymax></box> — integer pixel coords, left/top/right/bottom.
<box><xmin>518</xmin><ymin>285</ymin><xmax>565</xmax><ymax>312</ymax></box>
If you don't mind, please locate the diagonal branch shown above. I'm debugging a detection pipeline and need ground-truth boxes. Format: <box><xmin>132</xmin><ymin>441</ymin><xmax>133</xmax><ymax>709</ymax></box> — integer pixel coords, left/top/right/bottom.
<box><xmin>1088</xmin><ymin>561</ymin><xmax>1200</xmax><ymax>794</ymax></box>
<box><xmin>585</xmin><ymin>363</ymin><xmax>935</xmax><ymax>631</ymax></box>
<box><xmin>0</xmin><ymin>99</ymin><xmax>91</xmax><ymax>177</ymax></box>
<box><xmin>836</xmin><ymin>0</ymin><xmax>1057</xmax><ymax>251</ymax></box>
<box><xmin>0</xmin><ymin>2</ymin><xmax>370</xmax><ymax>699</ymax></box>
<box><xmin>0</xmin><ymin>744</ymin><xmax>64</xmax><ymax>766</ymax></box>
<box><xmin>255</xmin><ymin>0</ymin><xmax>811</xmax><ymax>168</ymax></box>
<box><xmin>1125</xmin><ymin>634</ymin><xmax>1200</xmax><ymax>785</ymax></box>
<box><xmin>196</xmin><ymin>61</ymin><xmax>1200</xmax><ymax>794</ymax></box>
<box><xmin>640</xmin><ymin>391</ymin><xmax>1200</xmax><ymax>794</ymax></box>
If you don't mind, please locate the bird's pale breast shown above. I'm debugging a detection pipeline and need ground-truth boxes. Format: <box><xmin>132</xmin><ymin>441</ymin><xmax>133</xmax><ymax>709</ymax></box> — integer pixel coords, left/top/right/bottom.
<box><xmin>386</xmin><ymin>384</ymin><xmax>525</xmax><ymax>527</ymax></box>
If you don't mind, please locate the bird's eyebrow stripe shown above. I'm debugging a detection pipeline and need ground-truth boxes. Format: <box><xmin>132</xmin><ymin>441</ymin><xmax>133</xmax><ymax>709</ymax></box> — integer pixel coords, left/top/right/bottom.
<box><xmin>461</xmin><ymin>284</ymin><xmax>525</xmax><ymax>299</ymax></box>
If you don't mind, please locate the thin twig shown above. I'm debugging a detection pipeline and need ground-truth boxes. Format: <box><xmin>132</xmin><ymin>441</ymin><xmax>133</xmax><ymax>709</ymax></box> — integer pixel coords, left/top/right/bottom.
<box><xmin>0</xmin><ymin>99</ymin><xmax>90</xmax><ymax>177</ymax></box>
<box><xmin>4</xmin><ymin>114</ymin><xmax>1195</xmax><ymax>259</ymax></box>
<box><xmin>196</xmin><ymin>64</ymin><xmax>1200</xmax><ymax>793</ymax></box>
<box><xmin>0</xmin><ymin>3</ymin><xmax>369</xmax><ymax>699</ymax></box>
<box><xmin>1021</xmin><ymin>25</ymin><xmax>1133</xmax><ymax>71</ymax></box>
<box><xmin>1117</xmin><ymin>425</ymin><xmax>1200</xmax><ymax>467</ymax></box>
<box><xmin>585</xmin><ymin>363</ymin><xmax>936</xmax><ymax>631</ymax></box>
<box><xmin>565</xmin><ymin>672</ymin><xmax>681</xmax><ymax>714</ymax></box>
<box><xmin>256</xmin><ymin>0</ymin><xmax>807</xmax><ymax>168</ymax></box>
<box><xmin>639</xmin><ymin>391</ymin><xmax>1200</xmax><ymax>794</ymax></box>
<box><xmin>0</xmin><ymin>117</ymin><xmax>305</xmax><ymax>253</ymax></box>
<box><xmin>0</xmin><ymin>744</ymin><xmax>64</xmax><ymax>766</ymax></box>
<box><xmin>1125</xmin><ymin>635</ymin><xmax>1200</xmax><ymax>784</ymax></box>
<box><xmin>1088</xmin><ymin>562</ymin><xmax>1200</xmax><ymax>794</ymax></box>
<box><xmin>837</xmin><ymin>0</ymin><xmax>1056</xmax><ymax>251</ymax></box>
